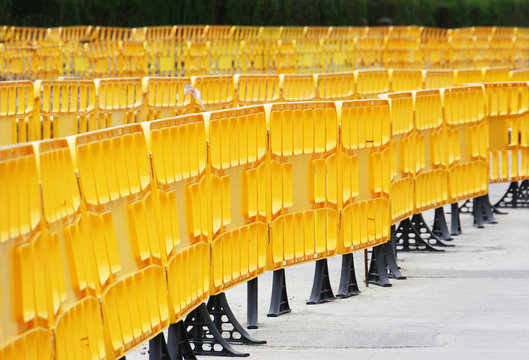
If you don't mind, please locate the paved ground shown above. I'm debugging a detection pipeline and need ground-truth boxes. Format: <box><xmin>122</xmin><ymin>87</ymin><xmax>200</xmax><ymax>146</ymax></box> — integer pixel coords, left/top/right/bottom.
<box><xmin>130</xmin><ymin>184</ymin><xmax>529</xmax><ymax>359</ymax></box>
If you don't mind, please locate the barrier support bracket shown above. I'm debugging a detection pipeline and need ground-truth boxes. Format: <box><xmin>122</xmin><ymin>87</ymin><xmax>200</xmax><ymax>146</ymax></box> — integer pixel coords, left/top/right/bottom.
<box><xmin>336</xmin><ymin>253</ymin><xmax>361</xmax><ymax>298</ymax></box>
<box><xmin>247</xmin><ymin>278</ymin><xmax>259</xmax><ymax>329</ymax></box>
<box><xmin>207</xmin><ymin>292</ymin><xmax>266</xmax><ymax>345</ymax></box>
<box><xmin>459</xmin><ymin>199</ymin><xmax>473</xmax><ymax>214</ymax></box>
<box><xmin>307</xmin><ymin>258</ymin><xmax>336</xmax><ymax>304</ymax></box>
<box><xmin>166</xmin><ymin>321</ymin><xmax>197</xmax><ymax>360</ymax></box>
<box><xmin>368</xmin><ymin>244</ymin><xmax>392</xmax><ymax>287</ymax></box>
<box><xmin>185</xmin><ymin>303</ymin><xmax>249</xmax><ymax>357</ymax></box>
<box><xmin>411</xmin><ymin>213</ymin><xmax>454</xmax><ymax>248</ymax></box>
<box><xmin>450</xmin><ymin>202</ymin><xmax>462</xmax><ymax>236</ymax></box>
<box><xmin>386</xmin><ymin>226</ymin><xmax>406</xmax><ymax>280</ymax></box>
<box><xmin>267</xmin><ymin>268</ymin><xmax>291</xmax><ymax>317</ymax></box>
<box><xmin>395</xmin><ymin>217</ymin><xmax>444</xmax><ymax>252</ymax></box>
<box><xmin>494</xmin><ymin>181</ymin><xmax>529</xmax><ymax>209</ymax></box>
<box><xmin>432</xmin><ymin>207</ymin><xmax>453</xmax><ymax>241</ymax></box>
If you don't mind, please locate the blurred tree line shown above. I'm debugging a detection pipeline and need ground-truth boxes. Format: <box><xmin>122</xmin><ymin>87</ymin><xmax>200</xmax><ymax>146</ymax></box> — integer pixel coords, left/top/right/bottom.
<box><xmin>1</xmin><ymin>0</ymin><xmax>528</xmax><ymax>28</ymax></box>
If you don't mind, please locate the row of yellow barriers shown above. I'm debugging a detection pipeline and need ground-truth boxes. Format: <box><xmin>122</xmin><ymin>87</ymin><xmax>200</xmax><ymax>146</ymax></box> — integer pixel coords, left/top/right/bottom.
<box><xmin>1</xmin><ymin>37</ymin><xmax>527</xmax><ymax>80</ymax></box>
<box><xmin>1</xmin><ymin>25</ymin><xmax>527</xmax><ymax>42</ymax></box>
<box><xmin>1</xmin><ymin>66</ymin><xmax>527</xmax><ymax>146</ymax></box>
<box><xmin>1</xmin><ymin>79</ymin><xmax>528</xmax><ymax>359</ymax></box>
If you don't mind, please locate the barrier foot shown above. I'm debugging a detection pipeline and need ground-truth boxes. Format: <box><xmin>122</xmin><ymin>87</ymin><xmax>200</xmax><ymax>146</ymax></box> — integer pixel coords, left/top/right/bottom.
<box><xmin>307</xmin><ymin>258</ymin><xmax>336</xmax><ymax>304</ymax></box>
<box><xmin>336</xmin><ymin>253</ymin><xmax>361</xmax><ymax>298</ymax></box>
<box><xmin>267</xmin><ymin>269</ymin><xmax>291</xmax><ymax>317</ymax></box>
<box><xmin>368</xmin><ymin>244</ymin><xmax>392</xmax><ymax>287</ymax></box>
<box><xmin>519</xmin><ymin>180</ymin><xmax>529</xmax><ymax>206</ymax></box>
<box><xmin>411</xmin><ymin>213</ymin><xmax>454</xmax><ymax>247</ymax></box>
<box><xmin>166</xmin><ymin>321</ymin><xmax>197</xmax><ymax>360</ymax></box>
<box><xmin>493</xmin><ymin>181</ymin><xmax>519</xmax><ymax>208</ymax></box>
<box><xmin>450</xmin><ymin>203</ymin><xmax>462</xmax><ymax>236</ymax></box>
<box><xmin>432</xmin><ymin>207</ymin><xmax>453</xmax><ymax>241</ymax></box>
<box><xmin>459</xmin><ymin>199</ymin><xmax>473</xmax><ymax>214</ymax></box>
<box><xmin>395</xmin><ymin>218</ymin><xmax>444</xmax><ymax>252</ymax></box>
<box><xmin>207</xmin><ymin>292</ymin><xmax>266</xmax><ymax>345</ymax></box>
<box><xmin>473</xmin><ymin>196</ymin><xmax>485</xmax><ymax>228</ymax></box>
<box><xmin>386</xmin><ymin>227</ymin><xmax>406</xmax><ymax>280</ymax></box>
<box><xmin>185</xmin><ymin>303</ymin><xmax>249</xmax><ymax>357</ymax></box>
<box><xmin>247</xmin><ymin>278</ymin><xmax>259</xmax><ymax>329</ymax></box>
<box><xmin>481</xmin><ymin>194</ymin><xmax>497</xmax><ymax>224</ymax></box>
<box><xmin>149</xmin><ymin>332</ymin><xmax>171</xmax><ymax>360</ymax></box>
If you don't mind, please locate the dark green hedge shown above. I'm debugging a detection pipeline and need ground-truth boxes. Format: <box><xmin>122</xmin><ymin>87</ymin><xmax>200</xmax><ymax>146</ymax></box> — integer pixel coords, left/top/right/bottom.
<box><xmin>1</xmin><ymin>0</ymin><xmax>528</xmax><ymax>28</ymax></box>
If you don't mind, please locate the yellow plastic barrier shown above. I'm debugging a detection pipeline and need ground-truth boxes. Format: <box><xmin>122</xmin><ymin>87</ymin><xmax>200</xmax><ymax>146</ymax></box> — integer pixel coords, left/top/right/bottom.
<box><xmin>0</xmin><ymin>81</ymin><xmax>35</xmax><ymax>145</ymax></box>
<box><xmin>510</xmin><ymin>68</ymin><xmax>529</xmax><ymax>81</ymax></box>
<box><xmin>267</xmin><ymin>101</ymin><xmax>339</xmax><ymax>269</ymax></box>
<box><xmin>380</xmin><ymin>92</ymin><xmax>415</xmax><ymax>223</ymax></box>
<box><xmin>207</xmin><ymin>106</ymin><xmax>268</xmax><ymax>293</ymax></box>
<box><xmin>423</xmin><ymin>69</ymin><xmax>455</xmax><ymax>89</ymax></box>
<box><xmin>280</xmin><ymin>74</ymin><xmax>317</xmax><ymax>102</ymax></box>
<box><xmin>390</xmin><ymin>69</ymin><xmax>423</xmax><ymax>92</ymax></box>
<box><xmin>0</xmin><ymin>328</ymin><xmax>52</xmax><ymax>360</ymax></box>
<box><xmin>147</xmin><ymin>114</ymin><xmax>210</xmax><ymax>321</ymax></box>
<box><xmin>143</xmin><ymin>77</ymin><xmax>192</xmax><ymax>120</ymax></box>
<box><xmin>413</xmin><ymin>89</ymin><xmax>449</xmax><ymax>211</ymax></box>
<box><xmin>235</xmin><ymin>74</ymin><xmax>281</xmax><ymax>106</ymax></box>
<box><xmin>191</xmin><ymin>75</ymin><xmax>235</xmax><ymax>111</ymax></box>
<box><xmin>316</xmin><ymin>72</ymin><xmax>355</xmax><ymax>101</ymax></box>
<box><xmin>454</xmin><ymin>68</ymin><xmax>483</xmax><ymax>85</ymax></box>
<box><xmin>184</xmin><ymin>41</ymin><xmax>210</xmax><ymax>76</ymax></box>
<box><xmin>95</xmin><ymin>78</ymin><xmax>143</xmax><ymax>127</ymax></box>
<box><xmin>443</xmin><ymin>86</ymin><xmax>488</xmax><ymax>202</ymax></box>
<box><xmin>483</xmin><ymin>67</ymin><xmax>512</xmax><ymax>82</ymax></box>
<box><xmin>338</xmin><ymin>99</ymin><xmax>391</xmax><ymax>253</ymax></box>
<box><xmin>355</xmin><ymin>69</ymin><xmax>390</xmax><ymax>98</ymax></box>
<box><xmin>35</xmin><ymin>80</ymin><xmax>97</xmax><ymax>140</ymax></box>
<box><xmin>485</xmin><ymin>82</ymin><xmax>529</xmax><ymax>183</ymax></box>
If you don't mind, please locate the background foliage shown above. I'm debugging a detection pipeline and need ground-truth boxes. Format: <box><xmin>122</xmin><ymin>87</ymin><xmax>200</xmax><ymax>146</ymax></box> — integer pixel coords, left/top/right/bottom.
<box><xmin>1</xmin><ymin>0</ymin><xmax>528</xmax><ymax>28</ymax></box>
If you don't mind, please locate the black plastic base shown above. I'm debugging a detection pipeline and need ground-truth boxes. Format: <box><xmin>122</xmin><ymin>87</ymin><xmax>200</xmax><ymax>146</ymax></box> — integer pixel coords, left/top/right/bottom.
<box><xmin>336</xmin><ymin>253</ymin><xmax>361</xmax><ymax>298</ymax></box>
<box><xmin>207</xmin><ymin>293</ymin><xmax>266</xmax><ymax>345</ymax></box>
<box><xmin>395</xmin><ymin>216</ymin><xmax>444</xmax><ymax>252</ymax></box>
<box><xmin>432</xmin><ymin>207</ymin><xmax>453</xmax><ymax>241</ymax></box>
<box><xmin>267</xmin><ymin>269</ymin><xmax>292</xmax><ymax>317</ymax></box>
<box><xmin>411</xmin><ymin>213</ymin><xmax>454</xmax><ymax>247</ymax></box>
<box><xmin>369</xmin><ymin>227</ymin><xmax>406</xmax><ymax>287</ymax></box>
<box><xmin>459</xmin><ymin>199</ymin><xmax>473</xmax><ymax>214</ymax></box>
<box><xmin>473</xmin><ymin>194</ymin><xmax>498</xmax><ymax>228</ymax></box>
<box><xmin>307</xmin><ymin>258</ymin><xmax>336</xmax><ymax>304</ymax></box>
<box><xmin>185</xmin><ymin>303</ymin><xmax>249</xmax><ymax>357</ymax></box>
<box><xmin>145</xmin><ymin>322</ymin><xmax>197</xmax><ymax>360</ymax></box>
<box><xmin>449</xmin><ymin>202</ymin><xmax>462</xmax><ymax>236</ymax></box>
<box><xmin>247</xmin><ymin>278</ymin><xmax>258</xmax><ymax>329</ymax></box>
<box><xmin>494</xmin><ymin>181</ymin><xmax>529</xmax><ymax>208</ymax></box>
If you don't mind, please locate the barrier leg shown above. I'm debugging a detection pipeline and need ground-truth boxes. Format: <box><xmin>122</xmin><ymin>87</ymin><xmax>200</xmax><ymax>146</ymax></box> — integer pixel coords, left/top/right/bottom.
<box><xmin>185</xmin><ymin>303</ymin><xmax>249</xmax><ymax>357</ymax></box>
<box><xmin>267</xmin><ymin>269</ymin><xmax>291</xmax><ymax>317</ymax></box>
<box><xmin>385</xmin><ymin>226</ymin><xmax>406</xmax><ymax>280</ymax></box>
<box><xmin>473</xmin><ymin>196</ymin><xmax>485</xmax><ymax>229</ymax></box>
<box><xmin>459</xmin><ymin>199</ymin><xmax>473</xmax><ymax>214</ymax></box>
<box><xmin>247</xmin><ymin>278</ymin><xmax>258</xmax><ymax>329</ymax></box>
<box><xmin>519</xmin><ymin>180</ymin><xmax>529</xmax><ymax>206</ymax></box>
<box><xmin>336</xmin><ymin>253</ymin><xmax>361</xmax><ymax>298</ymax></box>
<box><xmin>307</xmin><ymin>258</ymin><xmax>336</xmax><ymax>304</ymax></box>
<box><xmin>481</xmin><ymin>194</ymin><xmax>497</xmax><ymax>224</ymax></box>
<box><xmin>368</xmin><ymin>244</ymin><xmax>392</xmax><ymax>287</ymax></box>
<box><xmin>167</xmin><ymin>321</ymin><xmax>197</xmax><ymax>360</ymax></box>
<box><xmin>149</xmin><ymin>332</ymin><xmax>171</xmax><ymax>360</ymax></box>
<box><xmin>395</xmin><ymin>217</ymin><xmax>444</xmax><ymax>252</ymax></box>
<box><xmin>432</xmin><ymin>207</ymin><xmax>453</xmax><ymax>241</ymax></box>
<box><xmin>207</xmin><ymin>292</ymin><xmax>266</xmax><ymax>345</ymax></box>
<box><xmin>493</xmin><ymin>181</ymin><xmax>518</xmax><ymax>208</ymax></box>
<box><xmin>450</xmin><ymin>202</ymin><xmax>462</xmax><ymax>236</ymax></box>
<box><xmin>411</xmin><ymin>213</ymin><xmax>454</xmax><ymax>247</ymax></box>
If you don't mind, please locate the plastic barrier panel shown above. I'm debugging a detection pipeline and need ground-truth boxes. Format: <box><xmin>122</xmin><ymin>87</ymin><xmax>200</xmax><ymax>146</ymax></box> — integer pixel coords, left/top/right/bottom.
<box><xmin>235</xmin><ymin>74</ymin><xmax>281</xmax><ymax>106</ymax></box>
<box><xmin>266</xmin><ymin>102</ymin><xmax>339</xmax><ymax>269</ymax></box>
<box><xmin>443</xmin><ymin>86</ymin><xmax>488</xmax><ymax>202</ymax></box>
<box><xmin>316</xmin><ymin>72</ymin><xmax>355</xmax><ymax>101</ymax></box>
<box><xmin>95</xmin><ymin>78</ymin><xmax>143</xmax><ymax>127</ymax></box>
<box><xmin>191</xmin><ymin>75</ymin><xmax>235</xmax><ymax>111</ymax></box>
<box><xmin>380</xmin><ymin>92</ymin><xmax>415</xmax><ymax>224</ymax></box>
<box><xmin>35</xmin><ymin>80</ymin><xmax>97</xmax><ymax>139</ymax></box>
<box><xmin>485</xmin><ymin>82</ymin><xmax>529</xmax><ymax>183</ymax></box>
<box><xmin>413</xmin><ymin>89</ymin><xmax>449</xmax><ymax>211</ymax></box>
<box><xmin>423</xmin><ymin>69</ymin><xmax>455</xmax><ymax>89</ymax></box>
<box><xmin>143</xmin><ymin>77</ymin><xmax>192</xmax><ymax>120</ymax></box>
<box><xmin>355</xmin><ymin>69</ymin><xmax>391</xmax><ymax>98</ymax></box>
<box><xmin>280</xmin><ymin>74</ymin><xmax>317</xmax><ymax>102</ymax></box>
<box><xmin>147</xmin><ymin>114</ymin><xmax>209</xmax><ymax>322</ymax></box>
<box><xmin>207</xmin><ymin>106</ymin><xmax>268</xmax><ymax>293</ymax></box>
<box><xmin>0</xmin><ymin>81</ymin><xmax>35</xmax><ymax>145</ymax></box>
<box><xmin>454</xmin><ymin>68</ymin><xmax>483</xmax><ymax>85</ymax></box>
<box><xmin>390</xmin><ymin>69</ymin><xmax>423</xmax><ymax>92</ymax></box>
<box><xmin>338</xmin><ymin>99</ymin><xmax>391</xmax><ymax>253</ymax></box>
